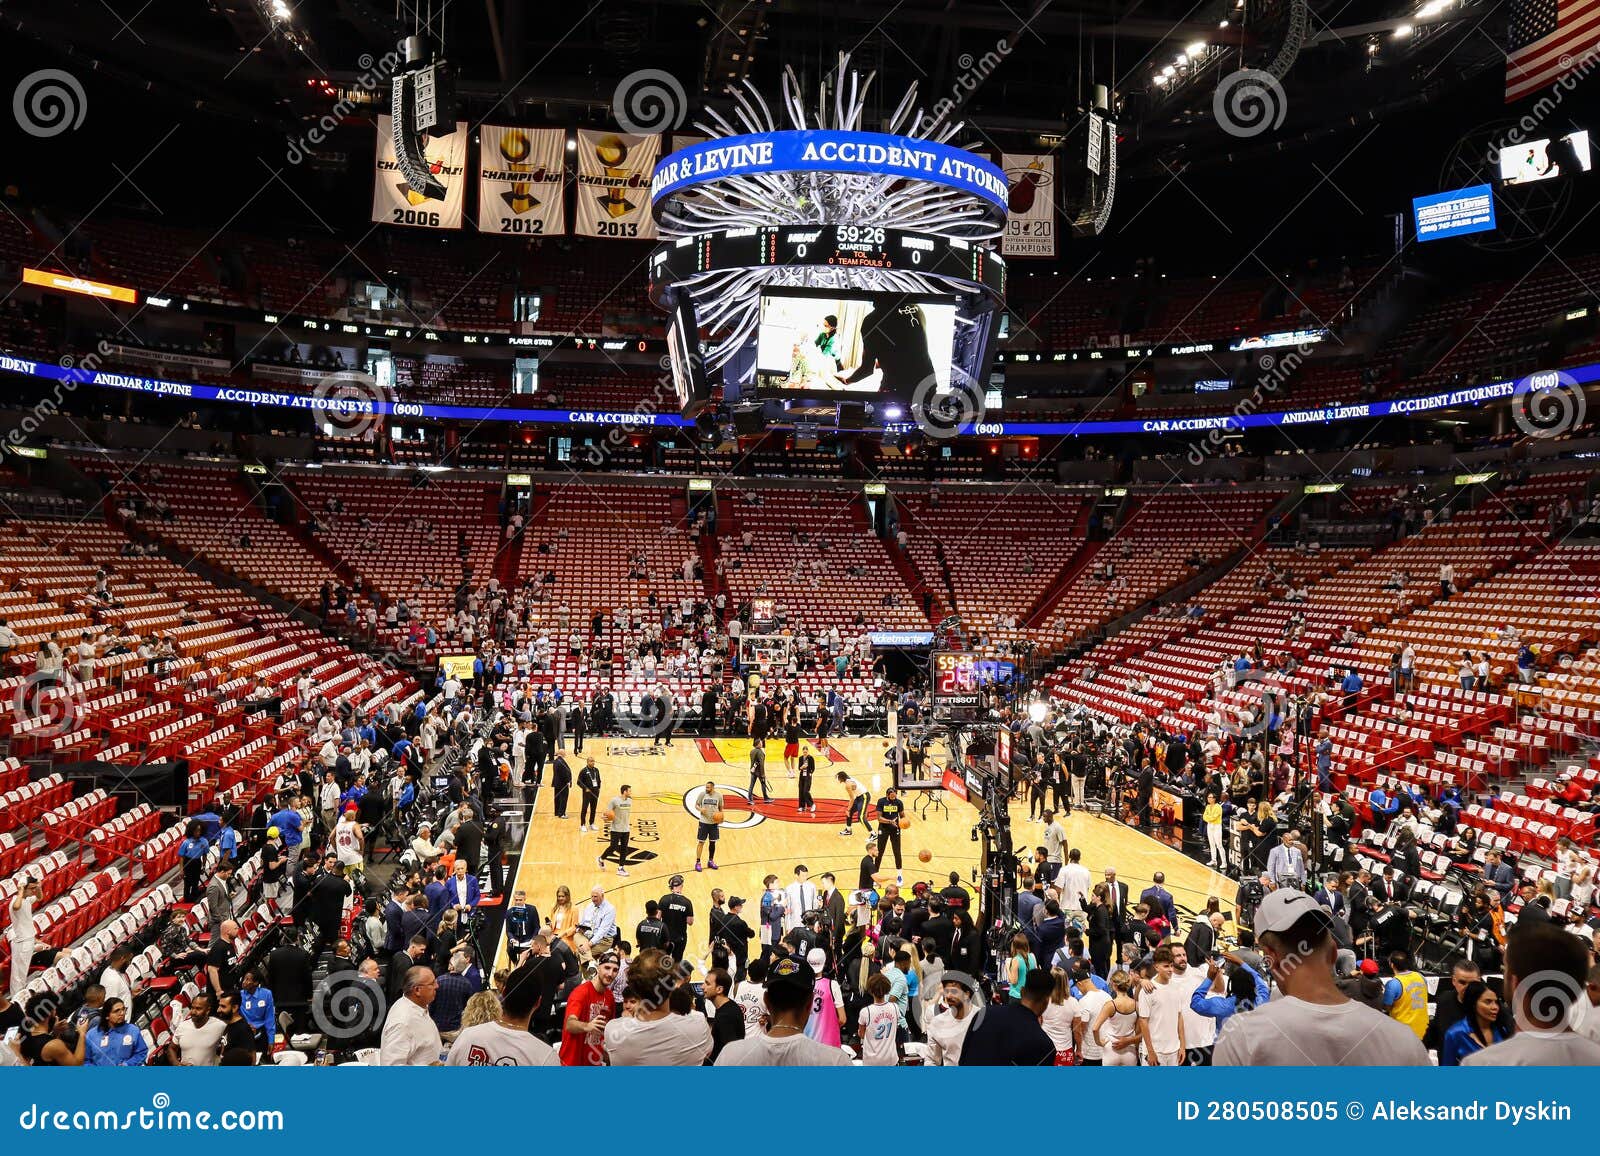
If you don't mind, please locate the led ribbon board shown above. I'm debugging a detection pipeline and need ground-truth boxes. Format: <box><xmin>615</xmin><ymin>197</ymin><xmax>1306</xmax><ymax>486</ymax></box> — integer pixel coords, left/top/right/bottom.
<box><xmin>649</xmin><ymin>131</ymin><xmax>1008</xmax><ymax>225</ymax></box>
<box><xmin>1</xmin><ymin>351</ymin><xmax>1577</xmax><ymax>433</ymax></box>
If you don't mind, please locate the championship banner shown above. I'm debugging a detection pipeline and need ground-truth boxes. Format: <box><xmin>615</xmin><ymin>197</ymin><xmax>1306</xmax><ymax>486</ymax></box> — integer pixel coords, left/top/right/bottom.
<box><xmin>1001</xmin><ymin>153</ymin><xmax>1056</xmax><ymax>258</ymax></box>
<box><xmin>575</xmin><ymin>129</ymin><xmax>659</xmax><ymax>240</ymax></box>
<box><xmin>477</xmin><ymin>125</ymin><xmax>565</xmax><ymax>237</ymax></box>
<box><xmin>371</xmin><ymin>115</ymin><xmax>468</xmax><ymax>230</ymax></box>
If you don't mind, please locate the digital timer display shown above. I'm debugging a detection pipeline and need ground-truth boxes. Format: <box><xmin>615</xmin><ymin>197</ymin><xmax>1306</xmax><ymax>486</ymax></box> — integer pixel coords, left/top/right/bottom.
<box><xmin>931</xmin><ymin>651</ymin><xmax>983</xmax><ymax>711</ymax></box>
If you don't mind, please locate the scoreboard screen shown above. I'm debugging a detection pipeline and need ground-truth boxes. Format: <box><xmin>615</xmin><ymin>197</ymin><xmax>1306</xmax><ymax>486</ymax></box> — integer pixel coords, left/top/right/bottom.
<box><xmin>648</xmin><ymin>225</ymin><xmax>1007</xmax><ymax>301</ymax></box>
<box><xmin>931</xmin><ymin>650</ymin><xmax>983</xmax><ymax>711</ymax></box>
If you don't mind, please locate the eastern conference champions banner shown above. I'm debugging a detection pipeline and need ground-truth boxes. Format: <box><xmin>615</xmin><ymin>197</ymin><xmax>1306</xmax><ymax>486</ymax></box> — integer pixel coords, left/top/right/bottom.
<box><xmin>574</xmin><ymin>129</ymin><xmax>659</xmax><ymax>240</ymax></box>
<box><xmin>477</xmin><ymin>125</ymin><xmax>566</xmax><ymax>236</ymax></box>
<box><xmin>371</xmin><ymin>115</ymin><xmax>469</xmax><ymax>230</ymax></box>
<box><xmin>1002</xmin><ymin>152</ymin><xmax>1056</xmax><ymax>258</ymax></box>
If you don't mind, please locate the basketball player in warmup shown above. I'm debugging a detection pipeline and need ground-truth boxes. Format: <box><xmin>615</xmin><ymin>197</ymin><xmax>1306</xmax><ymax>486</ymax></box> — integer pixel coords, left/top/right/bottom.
<box><xmin>596</xmin><ymin>785</ymin><xmax>633</xmax><ymax>877</ymax></box>
<box><xmin>748</xmin><ymin>741</ymin><xmax>772</xmax><ymax>803</ymax></box>
<box><xmin>695</xmin><ymin>782</ymin><xmax>723</xmax><ymax>872</ymax></box>
<box><xmin>333</xmin><ymin>805</ymin><xmax>364</xmax><ymax>876</ymax></box>
<box><xmin>874</xmin><ymin>787</ymin><xmax>907</xmax><ymax>875</ymax></box>
<box><xmin>838</xmin><ymin>770</ymin><xmax>867</xmax><ymax>836</ymax></box>
<box><xmin>797</xmin><ymin>745</ymin><xmax>816</xmax><ymax>813</ymax></box>
<box><xmin>782</xmin><ymin>705</ymin><xmax>802</xmax><ymax>778</ymax></box>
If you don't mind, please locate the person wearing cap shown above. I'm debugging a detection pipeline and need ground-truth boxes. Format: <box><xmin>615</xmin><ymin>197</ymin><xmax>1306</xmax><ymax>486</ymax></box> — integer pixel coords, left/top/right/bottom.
<box><xmin>718</xmin><ymin>896</ymin><xmax>755</xmax><ymax>979</ymax></box>
<box><xmin>924</xmin><ymin>972</ymin><xmax>978</xmax><ymax>1065</ymax></box>
<box><xmin>803</xmin><ymin>946</ymin><xmax>846</xmax><ymax>1047</ymax></box>
<box><xmin>1463</xmin><ymin>924</ymin><xmax>1600</xmax><ymax>1066</ymax></box>
<box><xmin>1334</xmin><ymin>957</ymin><xmax>1387</xmax><ymax>1011</ymax></box>
<box><xmin>1212</xmin><ymin>889</ymin><xmax>1427</xmax><ymax>1066</ymax></box>
<box><xmin>715</xmin><ymin>956</ymin><xmax>852</xmax><ymax>1066</ymax></box>
<box><xmin>559</xmin><ymin>952</ymin><xmax>620</xmax><ymax>1066</ymax></box>
<box><xmin>658</xmin><ymin>876</ymin><xmax>694</xmax><ymax>960</ymax></box>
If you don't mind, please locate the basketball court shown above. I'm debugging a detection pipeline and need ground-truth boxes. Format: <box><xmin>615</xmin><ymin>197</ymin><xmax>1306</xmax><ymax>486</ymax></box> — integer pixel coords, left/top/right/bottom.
<box><xmin>501</xmin><ymin>735</ymin><xmax>1233</xmax><ymax>968</ymax></box>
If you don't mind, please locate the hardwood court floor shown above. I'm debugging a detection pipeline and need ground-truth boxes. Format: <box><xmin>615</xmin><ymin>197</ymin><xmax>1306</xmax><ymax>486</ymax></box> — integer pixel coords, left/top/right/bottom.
<box><xmin>502</xmin><ymin>736</ymin><xmax>1233</xmax><ymax>968</ymax></box>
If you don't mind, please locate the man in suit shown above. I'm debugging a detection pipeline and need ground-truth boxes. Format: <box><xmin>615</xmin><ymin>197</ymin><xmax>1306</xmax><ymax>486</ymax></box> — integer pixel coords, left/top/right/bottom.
<box><xmin>1347</xmin><ymin>870</ymin><xmax>1374</xmax><ymax>941</ymax></box>
<box><xmin>444</xmin><ymin>860</ymin><xmax>481</xmax><ymax>921</ymax></box>
<box><xmin>453</xmin><ymin>809</ymin><xmax>484</xmax><ymax>876</ymax></box>
<box><xmin>1315</xmin><ymin>872</ymin><xmax>1351</xmax><ymax>919</ymax></box>
<box><xmin>400</xmin><ymin>892</ymin><xmax>434</xmax><ymax>945</ymax></box>
<box><xmin>1103</xmin><ymin>868</ymin><xmax>1129</xmax><ymax>963</ymax></box>
<box><xmin>1373</xmin><ymin>866</ymin><xmax>1409</xmax><ymax>905</ymax></box>
<box><xmin>387</xmin><ymin>935</ymin><xmax>431</xmax><ymax>1006</ymax></box>
<box><xmin>205</xmin><ymin>860</ymin><xmax>237</xmax><ymax>940</ymax></box>
<box><xmin>920</xmin><ymin>896</ymin><xmax>954</xmax><ymax>960</ymax></box>
<box><xmin>550</xmin><ymin>751</ymin><xmax>573</xmax><ymax>819</ymax></box>
<box><xmin>304</xmin><ymin>854</ymin><xmax>352</xmax><ymax>953</ymax></box>
<box><xmin>424</xmin><ymin>866</ymin><xmax>451</xmax><ymax>925</ymax></box>
<box><xmin>817</xmin><ymin>873</ymin><xmax>847</xmax><ymax>950</ymax></box>
<box><xmin>1482</xmin><ymin>850</ymin><xmax>1515</xmax><ymax>899</ymax></box>
<box><xmin>1139</xmin><ymin>872</ymin><xmax>1178</xmax><ymax>930</ymax></box>
<box><xmin>265</xmin><ymin>937</ymin><xmax>315</xmax><ymax>1035</ymax></box>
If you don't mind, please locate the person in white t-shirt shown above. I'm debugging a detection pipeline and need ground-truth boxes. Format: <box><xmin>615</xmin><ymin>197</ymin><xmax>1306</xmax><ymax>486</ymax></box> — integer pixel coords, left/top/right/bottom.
<box><xmin>857</xmin><ymin>972</ymin><xmax>901</xmax><ymax>1066</ymax></box>
<box><xmin>168</xmin><ymin>993</ymin><xmax>226</xmax><ymax>1066</ymax></box>
<box><xmin>1463</xmin><ymin>923</ymin><xmax>1600</xmax><ymax>1067</ymax></box>
<box><xmin>1137</xmin><ymin>946</ymin><xmax>1189</xmax><ymax>1065</ymax></box>
<box><xmin>716</xmin><ymin>957</ymin><xmax>852</xmax><ymax>1067</ymax></box>
<box><xmin>6</xmin><ymin>880</ymin><xmax>41</xmax><ymax>999</ymax></box>
<box><xmin>1168</xmin><ymin>946</ymin><xmax>1216</xmax><ymax>1064</ymax></box>
<box><xmin>1213</xmin><ymin>889</ymin><xmax>1428</xmax><ymax>1066</ymax></box>
<box><xmin>1072</xmin><ymin>964</ymin><xmax>1111</xmax><ymax>1065</ymax></box>
<box><xmin>603</xmin><ymin>951</ymin><xmax>712</xmax><ymax>1066</ymax></box>
<box><xmin>447</xmin><ymin>959</ymin><xmax>559</xmax><ymax>1066</ymax></box>
<box><xmin>1057</xmin><ymin>848</ymin><xmax>1091</xmax><ymax>919</ymax></box>
<box><xmin>924</xmin><ymin>976</ymin><xmax>978</xmax><ymax>1066</ymax></box>
<box><xmin>732</xmin><ymin>961</ymin><xmax>767</xmax><ymax>1037</ymax></box>
<box><xmin>1041</xmin><ymin>968</ymin><xmax>1083</xmax><ymax>1064</ymax></box>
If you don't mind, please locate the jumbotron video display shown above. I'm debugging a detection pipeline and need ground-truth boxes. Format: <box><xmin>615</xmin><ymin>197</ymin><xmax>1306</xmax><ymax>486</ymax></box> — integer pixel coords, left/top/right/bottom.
<box><xmin>753</xmin><ymin>288</ymin><xmax>957</xmax><ymax>396</ymax></box>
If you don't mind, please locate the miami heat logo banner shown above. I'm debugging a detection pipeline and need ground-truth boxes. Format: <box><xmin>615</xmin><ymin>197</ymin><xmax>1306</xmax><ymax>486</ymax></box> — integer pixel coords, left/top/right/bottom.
<box><xmin>574</xmin><ymin>129</ymin><xmax>659</xmax><ymax>240</ymax></box>
<box><xmin>371</xmin><ymin>114</ymin><xmax>468</xmax><ymax>230</ymax></box>
<box><xmin>1001</xmin><ymin>153</ymin><xmax>1056</xmax><ymax>258</ymax></box>
<box><xmin>477</xmin><ymin>125</ymin><xmax>566</xmax><ymax>236</ymax></box>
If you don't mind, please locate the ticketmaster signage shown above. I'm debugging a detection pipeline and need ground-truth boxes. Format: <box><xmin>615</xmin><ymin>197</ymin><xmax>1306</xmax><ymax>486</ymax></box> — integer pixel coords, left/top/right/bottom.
<box><xmin>649</xmin><ymin>131</ymin><xmax>1009</xmax><ymax>217</ymax></box>
<box><xmin>0</xmin><ymin>351</ymin><xmax>1588</xmax><ymax>437</ymax></box>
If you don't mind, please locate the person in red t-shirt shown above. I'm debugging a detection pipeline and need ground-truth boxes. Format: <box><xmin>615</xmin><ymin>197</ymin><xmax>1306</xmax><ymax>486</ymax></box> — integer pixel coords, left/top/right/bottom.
<box><xmin>559</xmin><ymin>953</ymin><xmax>620</xmax><ymax>1066</ymax></box>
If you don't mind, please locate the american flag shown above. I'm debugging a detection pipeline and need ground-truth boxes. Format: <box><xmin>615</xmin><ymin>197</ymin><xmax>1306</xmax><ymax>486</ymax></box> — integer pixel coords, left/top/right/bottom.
<box><xmin>1505</xmin><ymin>0</ymin><xmax>1600</xmax><ymax>102</ymax></box>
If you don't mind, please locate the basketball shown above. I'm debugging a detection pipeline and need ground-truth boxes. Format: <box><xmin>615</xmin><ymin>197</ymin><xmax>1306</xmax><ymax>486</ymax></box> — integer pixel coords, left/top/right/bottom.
<box><xmin>603</xmin><ymin>810</ymin><xmax>614</xmax><ymax>822</ymax></box>
<box><xmin>918</xmin><ymin>849</ymin><xmax>932</xmax><ymax>863</ymax></box>
<box><xmin>711</xmin><ymin>810</ymin><xmax>725</xmax><ymax>823</ymax></box>
<box><xmin>898</xmin><ymin>817</ymin><xmax>911</xmax><ymax>829</ymax></box>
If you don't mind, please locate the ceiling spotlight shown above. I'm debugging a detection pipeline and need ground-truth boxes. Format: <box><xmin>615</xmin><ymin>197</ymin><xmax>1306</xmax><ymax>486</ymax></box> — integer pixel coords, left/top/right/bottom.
<box><xmin>1162</xmin><ymin>65</ymin><xmax>1176</xmax><ymax>76</ymax></box>
<box><xmin>1393</xmin><ymin>23</ymin><xmax>1414</xmax><ymax>37</ymax></box>
<box><xmin>1186</xmin><ymin>41</ymin><xmax>1206</xmax><ymax>57</ymax></box>
<box><xmin>1219</xmin><ymin>19</ymin><xmax>1229</xmax><ymax>27</ymax></box>
<box><xmin>1153</xmin><ymin>73</ymin><xmax>1169</xmax><ymax>86</ymax></box>
<box><xmin>566</xmin><ymin>136</ymin><xmax>576</xmax><ymax>151</ymax></box>
<box><xmin>271</xmin><ymin>0</ymin><xmax>290</xmax><ymax>17</ymax></box>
